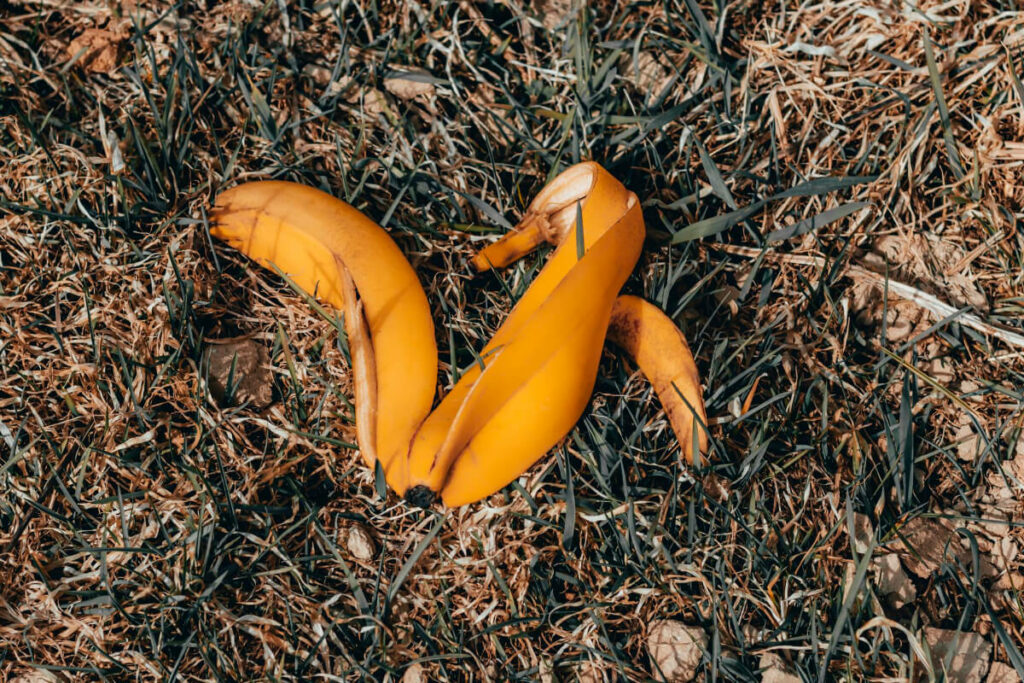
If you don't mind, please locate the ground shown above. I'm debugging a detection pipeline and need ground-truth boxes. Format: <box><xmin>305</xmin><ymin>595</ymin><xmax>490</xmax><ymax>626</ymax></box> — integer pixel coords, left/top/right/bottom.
<box><xmin>1</xmin><ymin>0</ymin><xmax>1023</xmax><ymax>681</ymax></box>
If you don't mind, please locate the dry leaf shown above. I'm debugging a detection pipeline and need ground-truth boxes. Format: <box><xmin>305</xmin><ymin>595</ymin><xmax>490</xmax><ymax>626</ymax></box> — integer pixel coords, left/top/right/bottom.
<box><xmin>990</xmin><ymin>537</ymin><xmax>1018</xmax><ymax>573</ymax></box>
<box><xmin>894</xmin><ymin>517</ymin><xmax>983</xmax><ymax>579</ymax></box>
<box><xmin>647</xmin><ymin>620</ymin><xmax>706</xmax><ymax>682</ymax></box>
<box><xmin>627</xmin><ymin>53</ymin><xmax>673</xmax><ymax>105</ymax></box>
<box><xmin>954</xmin><ymin>417</ymin><xmax>982</xmax><ymax>462</ymax></box>
<box><xmin>923</xmin><ymin>628</ymin><xmax>991</xmax><ymax>683</ymax></box>
<box><xmin>759</xmin><ymin>652</ymin><xmax>801</xmax><ymax>683</ymax></box>
<box><xmin>926</xmin><ymin>356</ymin><xmax>955</xmax><ymax>385</ymax></box>
<box><xmin>575</xmin><ymin>660</ymin><xmax>604</xmax><ymax>683</ymax></box>
<box><xmin>872</xmin><ymin>554</ymin><xmax>917</xmax><ymax>608</ymax></box>
<box><xmin>860</xmin><ymin>234</ymin><xmax>989</xmax><ymax>313</ymax></box>
<box><xmin>535</xmin><ymin>0</ymin><xmax>573</xmax><ymax>31</ymax></box>
<box><xmin>993</xmin><ymin>572</ymin><xmax>1024</xmax><ymax>590</ymax></box>
<box><xmin>384</xmin><ymin>71</ymin><xmax>436</xmax><ymax>100</ymax></box>
<box><xmin>67</xmin><ymin>28</ymin><xmax>124</xmax><ymax>74</ymax></box>
<box><xmin>10</xmin><ymin>670</ymin><xmax>61</xmax><ymax>683</ymax></box>
<box><xmin>851</xmin><ymin>281</ymin><xmax>924</xmax><ymax>342</ymax></box>
<box><xmin>204</xmin><ymin>338</ymin><xmax>274</xmax><ymax>409</ymax></box>
<box><xmin>538</xmin><ymin>657</ymin><xmax>556</xmax><ymax>683</ymax></box>
<box><xmin>986</xmin><ymin>662</ymin><xmax>1020</xmax><ymax>682</ymax></box>
<box><xmin>354</xmin><ymin>87</ymin><xmax>388</xmax><ymax>116</ymax></box>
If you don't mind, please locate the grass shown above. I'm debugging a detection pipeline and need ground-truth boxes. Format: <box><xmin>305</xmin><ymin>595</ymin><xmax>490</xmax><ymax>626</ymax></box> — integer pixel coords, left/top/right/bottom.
<box><xmin>2</xmin><ymin>0</ymin><xmax>1024</xmax><ymax>681</ymax></box>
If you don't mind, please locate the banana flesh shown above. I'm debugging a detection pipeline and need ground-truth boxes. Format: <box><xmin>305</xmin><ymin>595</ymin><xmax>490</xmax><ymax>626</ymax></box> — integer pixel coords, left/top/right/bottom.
<box><xmin>209</xmin><ymin>164</ymin><xmax>707</xmax><ymax>507</ymax></box>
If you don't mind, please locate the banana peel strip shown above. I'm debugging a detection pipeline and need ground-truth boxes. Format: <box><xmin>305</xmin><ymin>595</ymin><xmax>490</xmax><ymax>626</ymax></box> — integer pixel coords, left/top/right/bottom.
<box><xmin>210</xmin><ymin>162</ymin><xmax>707</xmax><ymax>507</ymax></box>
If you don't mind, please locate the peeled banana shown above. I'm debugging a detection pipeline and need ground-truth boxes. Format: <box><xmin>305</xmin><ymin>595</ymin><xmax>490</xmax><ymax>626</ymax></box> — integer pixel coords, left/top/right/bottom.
<box><xmin>209</xmin><ymin>163</ymin><xmax>707</xmax><ymax>507</ymax></box>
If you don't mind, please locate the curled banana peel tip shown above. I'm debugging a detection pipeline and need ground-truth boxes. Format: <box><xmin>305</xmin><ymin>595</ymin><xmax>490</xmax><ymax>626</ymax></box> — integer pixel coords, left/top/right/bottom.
<box><xmin>209</xmin><ymin>162</ymin><xmax>708</xmax><ymax>508</ymax></box>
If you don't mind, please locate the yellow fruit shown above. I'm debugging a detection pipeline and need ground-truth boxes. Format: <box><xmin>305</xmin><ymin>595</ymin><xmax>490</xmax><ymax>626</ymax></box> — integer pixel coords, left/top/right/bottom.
<box><xmin>406</xmin><ymin>163</ymin><xmax>644</xmax><ymax>505</ymax></box>
<box><xmin>209</xmin><ymin>164</ymin><xmax>707</xmax><ymax>508</ymax></box>
<box><xmin>210</xmin><ymin>182</ymin><xmax>437</xmax><ymax>492</ymax></box>
<box><xmin>608</xmin><ymin>296</ymin><xmax>708</xmax><ymax>463</ymax></box>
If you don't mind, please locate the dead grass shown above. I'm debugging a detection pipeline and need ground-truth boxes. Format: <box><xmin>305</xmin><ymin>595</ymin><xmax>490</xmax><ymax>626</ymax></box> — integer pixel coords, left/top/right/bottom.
<box><xmin>2</xmin><ymin>0</ymin><xmax>1024</xmax><ymax>680</ymax></box>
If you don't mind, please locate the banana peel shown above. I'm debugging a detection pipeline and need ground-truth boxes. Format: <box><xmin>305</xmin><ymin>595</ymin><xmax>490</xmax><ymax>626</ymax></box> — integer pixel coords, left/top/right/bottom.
<box><xmin>209</xmin><ymin>162</ymin><xmax>708</xmax><ymax>507</ymax></box>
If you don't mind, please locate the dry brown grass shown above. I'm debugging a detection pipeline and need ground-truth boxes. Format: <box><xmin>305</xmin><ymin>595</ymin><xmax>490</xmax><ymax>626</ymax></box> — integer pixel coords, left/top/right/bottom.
<box><xmin>2</xmin><ymin>0</ymin><xmax>1024</xmax><ymax>680</ymax></box>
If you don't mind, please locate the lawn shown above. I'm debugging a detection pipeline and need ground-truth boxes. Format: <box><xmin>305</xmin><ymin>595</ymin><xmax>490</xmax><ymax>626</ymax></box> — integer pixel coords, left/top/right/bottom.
<box><xmin>2</xmin><ymin>0</ymin><xmax>1023</xmax><ymax>681</ymax></box>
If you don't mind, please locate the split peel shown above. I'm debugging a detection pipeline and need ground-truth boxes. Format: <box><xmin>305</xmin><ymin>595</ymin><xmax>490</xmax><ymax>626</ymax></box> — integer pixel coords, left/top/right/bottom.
<box><xmin>209</xmin><ymin>163</ymin><xmax>708</xmax><ymax>507</ymax></box>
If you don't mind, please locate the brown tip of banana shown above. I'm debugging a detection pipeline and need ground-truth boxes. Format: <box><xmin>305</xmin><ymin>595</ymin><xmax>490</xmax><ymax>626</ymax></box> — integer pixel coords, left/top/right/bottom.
<box><xmin>472</xmin><ymin>217</ymin><xmax>550</xmax><ymax>272</ymax></box>
<box><xmin>405</xmin><ymin>485</ymin><xmax>439</xmax><ymax>508</ymax></box>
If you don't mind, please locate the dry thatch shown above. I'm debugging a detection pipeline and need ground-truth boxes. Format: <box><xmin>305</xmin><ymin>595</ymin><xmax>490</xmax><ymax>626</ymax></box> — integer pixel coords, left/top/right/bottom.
<box><xmin>2</xmin><ymin>0</ymin><xmax>1023</xmax><ymax>680</ymax></box>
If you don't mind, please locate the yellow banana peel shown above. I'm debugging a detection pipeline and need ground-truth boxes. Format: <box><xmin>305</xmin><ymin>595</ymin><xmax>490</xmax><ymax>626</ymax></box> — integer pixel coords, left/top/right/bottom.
<box><xmin>209</xmin><ymin>162</ymin><xmax>708</xmax><ymax>507</ymax></box>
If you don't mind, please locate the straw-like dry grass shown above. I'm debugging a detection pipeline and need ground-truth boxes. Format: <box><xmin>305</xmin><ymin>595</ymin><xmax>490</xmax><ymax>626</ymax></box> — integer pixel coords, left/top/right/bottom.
<box><xmin>2</xmin><ymin>0</ymin><xmax>1023</xmax><ymax>680</ymax></box>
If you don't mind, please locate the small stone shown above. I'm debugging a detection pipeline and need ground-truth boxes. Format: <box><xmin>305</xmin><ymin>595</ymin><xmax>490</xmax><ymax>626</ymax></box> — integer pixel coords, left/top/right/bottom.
<box><xmin>872</xmin><ymin>554</ymin><xmax>917</xmax><ymax>608</ymax></box>
<box><xmin>347</xmin><ymin>524</ymin><xmax>376</xmax><ymax>561</ymax></box>
<box><xmin>647</xmin><ymin>620</ymin><xmax>707</xmax><ymax>682</ymax></box>
<box><xmin>961</xmin><ymin>380</ymin><xmax>981</xmax><ymax>395</ymax></box>
<box><xmin>986</xmin><ymin>662</ymin><xmax>1019</xmax><ymax>682</ymax></box>
<box><xmin>954</xmin><ymin>419</ymin><xmax>981</xmax><ymax>462</ymax></box>
<box><xmin>205</xmin><ymin>339</ymin><xmax>274</xmax><ymax>409</ymax></box>
<box><xmin>759</xmin><ymin>652</ymin><xmax>801</xmax><ymax>683</ymax></box>
<box><xmin>924</xmin><ymin>628</ymin><xmax>991</xmax><ymax>683</ymax></box>
<box><xmin>852</xmin><ymin>513</ymin><xmax>873</xmax><ymax>554</ymax></box>
<box><xmin>927</xmin><ymin>357</ymin><xmax>956</xmax><ymax>384</ymax></box>
<box><xmin>538</xmin><ymin>657</ymin><xmax>556</xmax><ymax>683</ymax></box>
<box><xmin>402</xmin><ymin>662</ymin><xmax>426</xmax><ymax>683</ymax></box>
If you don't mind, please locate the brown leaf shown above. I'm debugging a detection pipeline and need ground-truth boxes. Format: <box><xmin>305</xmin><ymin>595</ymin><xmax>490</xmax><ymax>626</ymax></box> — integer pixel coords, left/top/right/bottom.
<box><xmin>872</xmin><ymin>554</ymin><xmax>917</xmax><ymax>608</ymax></box>
<box><xmin>894</xmin><ymin>517</ymin><xmax>993</xmax><ymax>579</ymax></box>
<box><xmin>204</xmin><ymin>338</ymin><xmax>274</xmax><ymax>409</ymax></box>
<box><xmin>851</xmin><ymin>513</ymin><xmax>873</xmax><ymax>554</ymax></box>
<box><xmin>626</xmin><ymin>53</ymin><xmax>673</xmax><ymax>105</ymax></box>
<box><xmin>923</xmin><ymin>628</ymin><xmax>991</xmax><ymax>683</ymax></box>
<box><xmin>535</xmin><ymin>0</ymin><xmax>573</xmax><ymax>31</ymax></box>
<box><xmin>401</xmin><ymin>662</ymin><xmax>427</xmax><ymax>683</ymax></box>
<box><xmin>954</xmin><ymin>416</ymin><xmax>982</xmax><ymax>462</ymax></box>
<box><xmin>66</xmin><ymin>28</ymin><xmax>124</xmax><ymax>74</ymax></box>
<box><xmin>987</xmin><ymin>662</ymin><xmax>1020</xmax><ymax>682</ymax></box>
<box><xmin>384</xmin><ymin>71</ymin><xmax>436</xmax><ymax>101</ymax></box>
<box><xmin>759</xmin><ymin>652</ymin><xmax>801</xmax><ymax>683</ymax></box>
